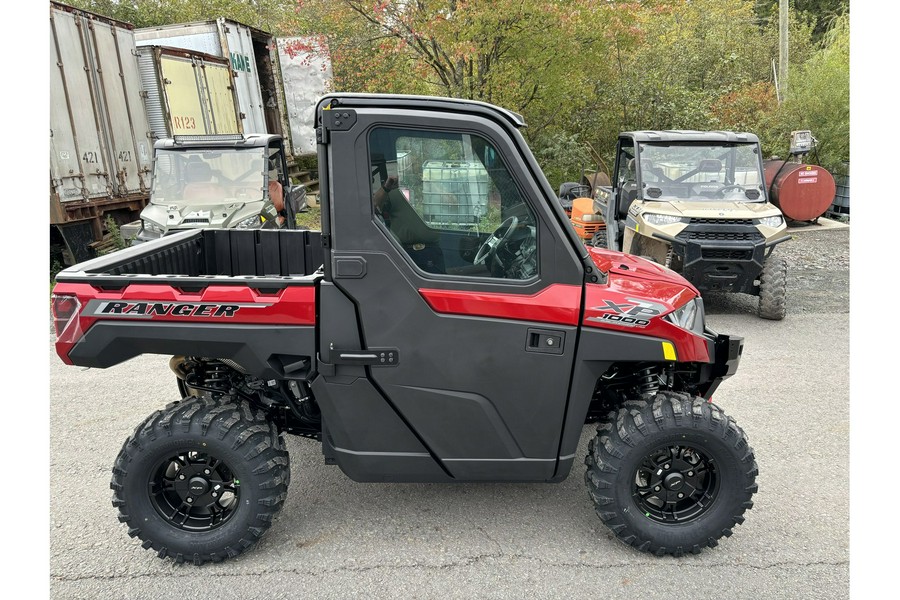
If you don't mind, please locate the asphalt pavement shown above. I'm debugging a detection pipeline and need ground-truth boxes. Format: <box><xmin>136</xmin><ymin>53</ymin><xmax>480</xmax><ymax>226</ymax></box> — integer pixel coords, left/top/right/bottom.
<box><xmin>48</xmin><ymin>231</ymin><xmax>850</xmax><ymax>599</ymax></box>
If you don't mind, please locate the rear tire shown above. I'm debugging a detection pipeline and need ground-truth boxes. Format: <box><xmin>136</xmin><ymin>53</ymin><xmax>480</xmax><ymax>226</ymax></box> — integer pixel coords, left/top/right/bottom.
<box><xmin>758</xmin><ymin>256</ymin><xmax>787</xmax><ymax>320</ymax></box>
<box><xmin>584</xmin><ymin>392</ymin><xmax>757</xmax><ymax>556</ymax></box>
<box><xmin>591</xmin><ymin>229</ymin><xmax>607</xmax><ymax>248</ymax></box>
<box><xmin>110</xmin><ymin>397</ymin><xmax>290</xmax><ymax>565</ymax></box>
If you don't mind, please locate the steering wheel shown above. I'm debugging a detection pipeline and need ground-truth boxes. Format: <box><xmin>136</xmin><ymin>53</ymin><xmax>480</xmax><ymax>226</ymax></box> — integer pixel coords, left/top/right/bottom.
<box><xmin>474</xmin><ymin>216</ymin><xmax>518</xmax><ymax>266</ymax></box>
<box><xmin>718</xmin><ymin>183</ymin><xmax>746</xmax><ymax>195</ymax></box>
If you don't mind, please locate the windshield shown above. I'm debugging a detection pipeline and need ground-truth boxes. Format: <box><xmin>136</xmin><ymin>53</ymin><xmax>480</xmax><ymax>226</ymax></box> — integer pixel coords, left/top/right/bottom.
<box><xmin>151</xmin><ymin>147</ymin><xmax>266</xmax><ymax>206</ymax></box>
<box><xmin>636</xmin><ymin>142</ymin><xmax>765</xmax><ymax>202</ymax></box>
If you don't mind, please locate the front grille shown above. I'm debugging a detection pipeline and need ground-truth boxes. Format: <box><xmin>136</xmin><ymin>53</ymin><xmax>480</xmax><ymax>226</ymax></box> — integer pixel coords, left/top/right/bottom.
<box><xmin>702</xmin><ymin>248</ymin><xmax>753</xmax><ymax>260</ymax></box>
<box><xmin>690</xmin><ymin>218</ymin><xmax>754</xmax><ymax>226</ymax></box>
<box><xmin>183</xmin><ymin>218</ymin><xmax>210</xmax><ymax>224</ymax></box>
<box><xmin>682</xmin><ymin>231</ymin><xmax>763</xmax><ymax>242</ymax></box>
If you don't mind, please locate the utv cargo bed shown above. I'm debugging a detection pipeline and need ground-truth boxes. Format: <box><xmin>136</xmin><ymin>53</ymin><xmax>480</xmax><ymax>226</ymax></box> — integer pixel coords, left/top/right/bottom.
<box><xmin>55</xmin><ymin>229</ymin><xmax>324</xmax><ymax>285</ymax></box>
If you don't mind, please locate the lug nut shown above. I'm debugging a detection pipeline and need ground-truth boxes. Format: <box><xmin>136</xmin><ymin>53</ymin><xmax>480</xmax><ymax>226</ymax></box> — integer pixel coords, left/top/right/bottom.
<box><xmin>212</xmin><ymin>492</ymin><xmax>218</xmax><ymax>498</ymax></box>
<box><xmin>204</xmin><ymin>469</ymin><xmax>210</xmax><ymax>475</ymax></box>
<box><xmin>179</xmin><ymin>475</ymin><xmax>185</xmax><ymax>480</ymax></box>
<box><xmin>664</xmin><ymin>464</ymin><xmax>670</xmax><ymax>470</ymax></box>
<box><xmin>186</xmin><ymin>498</ymin><xmax>193</xmax><ymax>503</ymax></box>
<box><xmin>654</xmin><ymin>486</ymin><xmax>661</xmax><ymax>492</ymax></box>
<box><xmin>688</xmin><ymin>471</ymin><xmax>694</xmax><ymax>477</ymax></box>
<box><xmin>678</xmin><ymin>493</ymin><xmax>684</xmax><ymax>498</ymax></box>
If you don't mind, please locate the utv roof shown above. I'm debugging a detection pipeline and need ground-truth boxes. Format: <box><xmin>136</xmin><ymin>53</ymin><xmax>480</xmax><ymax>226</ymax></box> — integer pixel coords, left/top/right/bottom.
<box><xmin>317</xmin><ymin>93</ymin><xmax>527</xmax><ymax>129</ymax></box>
<box><xmin>623</xmin><ymin>130</ymin><xmax>760</xmax><ymax>144</ymax></box>
<box><xmin>153</xmin><ymin>134</ymin><xmax>282</xmax><ymax>150</ymax></box>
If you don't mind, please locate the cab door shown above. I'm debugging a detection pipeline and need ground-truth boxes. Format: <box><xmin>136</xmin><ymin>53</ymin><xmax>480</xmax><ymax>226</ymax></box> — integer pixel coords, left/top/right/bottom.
<box><xmin>316</xmin><ymin>101</ymin><xmax>586</xmax><ymax>482</ymax></box>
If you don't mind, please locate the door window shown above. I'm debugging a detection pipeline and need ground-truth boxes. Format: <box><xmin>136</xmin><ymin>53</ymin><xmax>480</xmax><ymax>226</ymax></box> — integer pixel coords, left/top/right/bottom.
<box><xmin>368</xmin><ymin>127</ymin><xmax>538</xmax><ymax>280</ymax></box>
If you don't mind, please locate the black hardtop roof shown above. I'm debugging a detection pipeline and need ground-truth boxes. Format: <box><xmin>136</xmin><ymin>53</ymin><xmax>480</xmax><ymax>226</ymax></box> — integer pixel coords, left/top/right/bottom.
<box><xmin>623</xmin><ymin>130</ymin><xmax>760</xmax><ymax>144</ymax></box>
<box><xmin>317</xmin><ymin>93</ymin><xmax>526</xmax><ymax>128</ymax></box>
<box><xmin>153</xmin><ymin>134</ymin><xmax>282</xmax><ymax>150</ymax></box>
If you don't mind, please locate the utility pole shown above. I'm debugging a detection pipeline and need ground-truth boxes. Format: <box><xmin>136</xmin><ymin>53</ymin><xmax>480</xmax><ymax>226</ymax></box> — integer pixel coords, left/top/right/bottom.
<box><xmin>779</xmin><ymin>0</ymin><xmax>789</xmax><ymax>102</ymax></box>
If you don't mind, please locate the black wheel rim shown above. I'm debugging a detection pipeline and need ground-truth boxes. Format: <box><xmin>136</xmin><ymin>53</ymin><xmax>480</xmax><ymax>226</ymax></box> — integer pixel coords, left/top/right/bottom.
<box><xmin>632</xmin><ymin>443</ymin><xmax>718</xmax><ymax>523</ymax></box>
<box><xmin>149</xmin><ymin>450</ymin><xmax>240</xmax><ymax>531</ymax></box>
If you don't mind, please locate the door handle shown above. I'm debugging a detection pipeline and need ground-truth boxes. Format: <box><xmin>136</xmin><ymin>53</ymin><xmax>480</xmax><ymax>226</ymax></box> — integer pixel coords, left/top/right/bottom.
<box><xmin>525</xmin><ymin>328</ymin><xmax>565</xmax><ymax>355</ymax></box>
<box><xmin>334</xmin><ymin>347</ymin><xmax>399</xmax><ymax>366</ymax></box>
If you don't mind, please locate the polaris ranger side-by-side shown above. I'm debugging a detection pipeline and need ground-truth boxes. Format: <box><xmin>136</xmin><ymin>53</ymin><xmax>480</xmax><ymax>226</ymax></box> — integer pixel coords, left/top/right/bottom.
<box><xmin>588</xmin><ymin>131</ymin><xmax>791</xmax><ymax>320</ymax></box>
<box><xmin>51</xmin><ymin>95</ymin><xmax>756</xmax><ymax>565</ymax></box>
<box><xmin>124</xmin><ymin>134</ymin><xmax>307</xmax><ymax>243</ymax></box>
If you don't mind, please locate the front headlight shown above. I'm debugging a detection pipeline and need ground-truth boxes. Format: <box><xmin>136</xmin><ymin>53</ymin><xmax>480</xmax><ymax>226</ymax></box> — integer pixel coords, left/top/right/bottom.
<box><xmin>143</xmin><ymin>220</ymin><xmax>165</xmax><ymax>235</ymax></box>
<box><xmin>581</xmin><ymin>214</ymin><xmax>603</xmax><ymax>223</ymax></box>
<box><xmin>758</xmin><ymin>215</ymin><xmax>784</xmax><ymax>228</ymax></box>
<box><xmin>235</xmin><ymin>214</ymin><xmax>263</xmax><ymax>229</ymax></box>
<box><xmin>665</xmin><ymin>297</ymin><xmax>705</xmax><ymax>334</ymax></box>
<box><xmin>643</xmin><ymin>213</ymin><xmax>683</xmax><ymax>226</ymax></box>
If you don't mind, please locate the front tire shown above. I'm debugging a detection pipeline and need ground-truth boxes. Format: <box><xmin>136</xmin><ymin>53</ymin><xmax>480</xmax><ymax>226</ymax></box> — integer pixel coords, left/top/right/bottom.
<box><xmin>110</xmin><ymin>397</ymin><xmax>290</xmax><ymax>564</ymax></box>
<box><xmin>584</xmin><ymin>392</ymin><xmax>757</xmax><ymax>556</ymax></box>
<box><xmin>758</xmin><ymin>256</ymin><xmax>787</xmax><ymax>320</ymax></box>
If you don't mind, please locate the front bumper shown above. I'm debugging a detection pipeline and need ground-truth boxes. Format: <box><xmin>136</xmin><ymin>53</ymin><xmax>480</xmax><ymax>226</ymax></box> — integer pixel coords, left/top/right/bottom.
<box><xmin>699</xmin><ymin>329</ymin><xmax>744</xmax><ymax>399</ymax></box>
<box><xmin>675</xmin><ymin>233</ymin><xmax>767</xmax><ymax>294</ymax></box>
<box><xmin>653</xmin><ymin>223</ymin><xmax>789</xmax><ymax>294</ymax></box>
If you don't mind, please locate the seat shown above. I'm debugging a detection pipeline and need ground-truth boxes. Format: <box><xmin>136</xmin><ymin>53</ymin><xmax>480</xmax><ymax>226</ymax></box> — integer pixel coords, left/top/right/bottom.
<box><xmin>618</xmin><ymin>182</ymin><xmax>639</xmax><ymax>219</ymax></box>
<box><xmin>182</xmin><ymin>160</ymin><xmax>225</xmax><ymax>201</ymax></box>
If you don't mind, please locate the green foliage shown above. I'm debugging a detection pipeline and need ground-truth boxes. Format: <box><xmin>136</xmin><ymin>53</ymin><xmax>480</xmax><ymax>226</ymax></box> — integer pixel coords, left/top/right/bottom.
<box><xmin>101</xmin><ymin>216</ymin><xmax>130</xmax><ymax>255</ymax></box>
<box><xmin>67</xmin><ymin>0</ymin><xmax>849</xmax><ymax>185</ymax></box>
<box><xmin>295</xmin><ymin>206</ymin><xmax>321</xmax><ymax>230</ymax></box>
<box><xmin>68</xmin><ymin>0</ymin><xmax>305</xmax><ymax>34</ymax></box>
<box><xmin>535</xmin><ymin>132</ymin><xmax>594</xmax><ymax>193</ymax></box>
<box><xmin>50</xmin><ymin>258</ymin><xmax>65</xmax><ymax>288</ymax></box>
<box><xmin>775</xmin><ymin>12</ymin><xmax>849</xmax><ymax>171</ymax></box>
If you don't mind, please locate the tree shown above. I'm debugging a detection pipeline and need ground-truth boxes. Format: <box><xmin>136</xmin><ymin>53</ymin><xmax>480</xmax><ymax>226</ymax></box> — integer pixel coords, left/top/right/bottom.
<box><xmin>67</xmin><ymin>0</ymin><xmax>305</xmax><ymax>34</ymax></box>
<box><xmin>775</xmin><ymin>12</ymin><xmax>849</xmax><ymax>170</ymax></box>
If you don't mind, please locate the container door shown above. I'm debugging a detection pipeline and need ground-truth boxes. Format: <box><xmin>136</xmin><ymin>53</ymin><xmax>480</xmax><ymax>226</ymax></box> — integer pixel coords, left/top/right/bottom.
<box><xmin>159</xmin><ymin>54</ymin><xmax>209</xmax><ymax>135</ymax></box>
<box><xmin>157</xmin><ymin>50</ymin><xmax>241</xmax><ymax>136</ymax></box>
<box><xmin>49</xmin><ymin>7</ymin><xmax>111</xmax><ymax>202</ymax></box>
<box><xmin>202</xmin><ymin>60</ymin><xmax>241</xmax><ymax>134</ymax></box>
<box><xmin>220</xmin><ymin>20</ymin><xmax>267</xmax><ymax>134</ymax></box>
<box><xmin>320</xmin><ymin>106</ymin><xmax>585</xmax><ymax>481</ymax></box>
<box><xmin>88</xmin><ymin>17</ymin><xmax>152</xmax><ymax>195</ymax></box>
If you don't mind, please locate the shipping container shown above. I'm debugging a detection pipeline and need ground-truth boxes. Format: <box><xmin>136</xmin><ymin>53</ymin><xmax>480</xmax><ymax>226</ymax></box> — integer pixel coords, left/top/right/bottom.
<box><xmin>276</xmin><ymin>37</ymin><xmax>332</xmax><ymax>156</ymax></box>
<box><xmin>134</xmin><ymin>19</ymin><xmax>291</xmax><ymax>152</ymax></box>
<box><xmin>49</xmin><ymin>1</ymin><xmax>153</xmax><ymax>264</ymax></box>
<box><xmin>136</xmin><ymin>46</ymin><xmax>241</xmax><ymax>140</ymax></box>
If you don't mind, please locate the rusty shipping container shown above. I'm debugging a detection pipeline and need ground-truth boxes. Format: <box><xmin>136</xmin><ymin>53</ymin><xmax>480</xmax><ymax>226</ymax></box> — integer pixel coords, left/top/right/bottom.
<box><xmin>134</xmin><ymin>19</ymin><xmax>291</xmax><ymax>153</ymax></box>
<box><xmin>50</xmin><ymin>1</ymin><xmax>153</xmax><ymax>263</ymax></box>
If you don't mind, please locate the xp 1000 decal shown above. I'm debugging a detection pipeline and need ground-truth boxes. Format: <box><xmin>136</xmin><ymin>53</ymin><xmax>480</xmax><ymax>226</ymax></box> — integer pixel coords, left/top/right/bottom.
<box><xmin>586</xmin><ymin>298</ymin><xmax>667</xmax><ymax>328</ymax></box>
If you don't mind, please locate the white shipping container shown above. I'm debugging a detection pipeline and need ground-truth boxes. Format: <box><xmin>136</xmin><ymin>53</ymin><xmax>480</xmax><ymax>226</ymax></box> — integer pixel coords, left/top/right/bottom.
<box><xmin>49</xmin><ymin>1</ymin><xmax>153</xmax><ymax>263</ymax></box>
<box><xmin>49</xmin><ymin>2</ymin><xmax>152</xmax><ymax>203</ymax></box>
<box><xmin>277</xmin><ymin>37</ymin><xmax>332</xmax><ymax>155</ymax></box>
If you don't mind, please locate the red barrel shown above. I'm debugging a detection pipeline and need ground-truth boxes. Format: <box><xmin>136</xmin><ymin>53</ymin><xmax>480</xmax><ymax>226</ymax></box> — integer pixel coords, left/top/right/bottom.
<box><xmin>764</xmin><ymin>161</ymin><xmax>836</xmax><ymax>221</ymax></box>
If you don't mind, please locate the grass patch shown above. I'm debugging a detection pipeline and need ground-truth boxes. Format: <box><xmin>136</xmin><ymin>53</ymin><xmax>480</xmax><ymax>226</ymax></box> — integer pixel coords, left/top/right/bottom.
<box><xmin>296</xmin><ymin>206</ymin><xmax>321</xmax><ymax>230</ymax></box>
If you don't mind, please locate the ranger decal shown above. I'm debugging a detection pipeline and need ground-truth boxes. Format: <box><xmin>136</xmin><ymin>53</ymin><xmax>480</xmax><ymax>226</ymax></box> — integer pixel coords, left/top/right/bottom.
<box><xmin>83</xmin><ymin>300</ymin><xmax>269</xmax><ymax>319</ymax></box>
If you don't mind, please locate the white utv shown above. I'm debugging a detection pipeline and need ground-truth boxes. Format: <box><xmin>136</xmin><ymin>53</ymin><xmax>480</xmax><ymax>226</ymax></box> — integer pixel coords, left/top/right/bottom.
<box><xmin>125</xmin><ymin>134</ymin><xmax>306</xmax><ymax>243</ymax></box>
